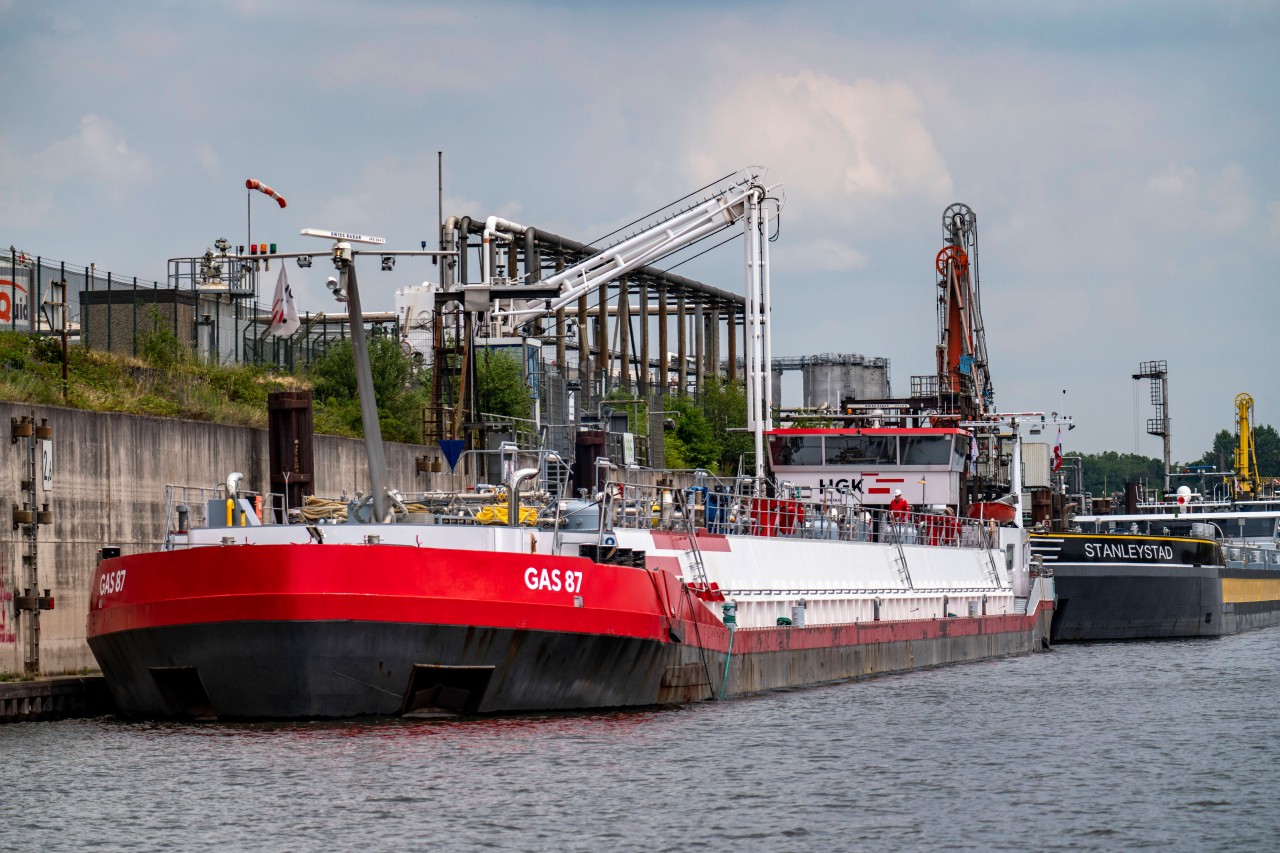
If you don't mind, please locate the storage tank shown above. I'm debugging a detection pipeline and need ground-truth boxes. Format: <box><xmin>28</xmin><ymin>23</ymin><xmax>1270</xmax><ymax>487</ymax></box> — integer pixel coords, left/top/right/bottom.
<box><xmin>801</xmin><ymin>354</ymin><xmax>890</xmax><ymax>408</ymax></box>
<box><xmin>395</xmin><ymin>282</ymin><xmax>439</xmax><ymax>359</ymax></box>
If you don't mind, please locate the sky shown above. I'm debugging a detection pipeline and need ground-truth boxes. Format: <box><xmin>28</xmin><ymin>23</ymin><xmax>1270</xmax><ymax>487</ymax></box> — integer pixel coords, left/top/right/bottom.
<box><xmin>2</xmin><ymin>0</ymin><xmax>1277</xmax><ymax>463</ymax></box>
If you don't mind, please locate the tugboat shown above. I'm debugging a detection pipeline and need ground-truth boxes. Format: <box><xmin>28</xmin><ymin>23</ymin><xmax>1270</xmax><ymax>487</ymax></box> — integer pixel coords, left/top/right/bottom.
<box><xmin>87</xmin><ymin>180</ymin><xmax>1054</xmax><ymax>719</ymax></box>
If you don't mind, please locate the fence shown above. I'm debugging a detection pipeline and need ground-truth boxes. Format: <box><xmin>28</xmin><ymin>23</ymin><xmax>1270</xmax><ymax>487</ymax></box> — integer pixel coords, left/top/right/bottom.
<box><xmin>4</xmin><ymin>245</ymin><xmax>744</xmax><ymax>469</ymax></box>
<box><xmin>0</xmin><ymin>246</ymin><xmax>410</xmax><ymax>370</ymax></box>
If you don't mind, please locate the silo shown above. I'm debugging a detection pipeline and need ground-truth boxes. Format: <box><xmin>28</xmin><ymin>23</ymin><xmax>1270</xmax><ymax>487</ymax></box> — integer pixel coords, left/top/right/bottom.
<box><xmin>801</xmin><ymin>354</ymin><xmax>890</xmax><ymax>408</ymax></box>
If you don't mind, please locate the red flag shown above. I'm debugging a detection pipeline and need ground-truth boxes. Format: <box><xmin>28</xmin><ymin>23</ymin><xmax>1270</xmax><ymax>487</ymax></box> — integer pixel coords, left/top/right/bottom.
<box><xmin>1052</xmin><ymin>427</ymin><xmax>1063</xmax><ymax>472</ymax></box>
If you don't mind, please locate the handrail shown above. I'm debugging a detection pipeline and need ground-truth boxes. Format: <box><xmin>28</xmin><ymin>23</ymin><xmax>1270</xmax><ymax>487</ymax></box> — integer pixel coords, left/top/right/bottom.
<box><xmin>603</xmin><ymin>476</ymin><xmax>996</xmax><ymax>550</ymax></box>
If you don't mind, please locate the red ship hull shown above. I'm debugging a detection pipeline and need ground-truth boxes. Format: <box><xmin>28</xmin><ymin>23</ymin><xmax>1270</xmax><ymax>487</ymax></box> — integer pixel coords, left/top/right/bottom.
<box><xmin>87</xmin><ymin>543</ymin><xmax>1052</xmax><ymax>719</ymax></box>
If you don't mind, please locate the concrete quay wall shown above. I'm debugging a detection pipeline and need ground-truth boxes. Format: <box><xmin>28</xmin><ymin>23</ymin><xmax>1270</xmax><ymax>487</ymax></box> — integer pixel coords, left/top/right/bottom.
<box><xmin>0</xmin><ymin>402</ymin><xmax>441</xmax><ymax>677</ymax></box>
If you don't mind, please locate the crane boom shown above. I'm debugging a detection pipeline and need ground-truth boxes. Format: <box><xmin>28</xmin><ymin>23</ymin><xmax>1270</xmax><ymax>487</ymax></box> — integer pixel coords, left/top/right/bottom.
<box><xmin>1235</xmin><ymin>392</ymin><xmax>1260</xmax><ymax>499</ymax></box>
<box><xmin>477</xmin><ymin>167</ymin><xmax>782</xmax><ymax>481</ymax></box>
<box><xmin>493</xmin><ymin>168</ymin><xmax>781</xmax><ymax>319</ymax></box>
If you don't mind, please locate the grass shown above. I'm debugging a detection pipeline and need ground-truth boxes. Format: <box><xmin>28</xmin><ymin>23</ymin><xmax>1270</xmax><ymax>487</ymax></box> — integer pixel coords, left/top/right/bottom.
<box><xmin>0</xmin><ymin>672</ymin><xmax>36</xmax><ymax>682</ymax></box>
<box><xmin>0</xmin><ymin>330</ymin><xmax>331</xmax><ymax>433</ymax></box>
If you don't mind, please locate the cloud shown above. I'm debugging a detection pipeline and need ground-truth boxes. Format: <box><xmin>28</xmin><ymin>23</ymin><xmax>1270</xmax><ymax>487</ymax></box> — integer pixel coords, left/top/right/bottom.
<box><xmin>30</xmin><ymin>114</ymin><xmax>153</xmax><ymax>193</ymax></box>
<box><xmin>1147</xmin><ymin>164</ymin><xmax>1197</xmax><ymax>196</ymax></box>
<box><xmin>684</xmin><ymin>70</ymin><xmax>952</xmax><ymax>220</ymax></box>
<box><xmin>1147</xmin><ymin>162</ymin><xmax>1255</xmax><ymax>234</ymax></box>
<box><xmin>791</xmin><ymin>238</ymin><xmax>869</xmax><ymax>272</ymax></box>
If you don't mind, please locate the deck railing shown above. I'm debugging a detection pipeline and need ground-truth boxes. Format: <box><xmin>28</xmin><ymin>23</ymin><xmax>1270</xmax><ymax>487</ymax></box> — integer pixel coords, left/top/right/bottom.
<box><xmin>605</xmin><ymin>479</ymin><xmax>997</xmax><ymax>549</ymax></box>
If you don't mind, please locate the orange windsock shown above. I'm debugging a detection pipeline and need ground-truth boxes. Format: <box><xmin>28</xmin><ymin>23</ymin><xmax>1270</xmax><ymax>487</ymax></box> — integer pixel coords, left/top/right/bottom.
<box><xmin>245</xmin><ymin>179</ymin><xmax>287</xmax><ymax>209</ymax></box>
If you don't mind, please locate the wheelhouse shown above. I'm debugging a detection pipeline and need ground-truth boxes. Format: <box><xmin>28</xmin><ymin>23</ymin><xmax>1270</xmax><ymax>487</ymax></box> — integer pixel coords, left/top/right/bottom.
<box><xmin>1073</xmin><ymin>511</ymin><xmax>1280</xmax><ymax>544</ymax></box>
<box><xmin>766</xmin><ymin>427</ymin><xmax>970</xmax><ymax>506</ymax></box>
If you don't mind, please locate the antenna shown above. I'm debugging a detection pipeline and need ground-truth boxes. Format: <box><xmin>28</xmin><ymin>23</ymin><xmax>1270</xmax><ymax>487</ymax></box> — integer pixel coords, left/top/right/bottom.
<box><xmin>299</xmin><ymin>228</ymin><xmax>387</xmax><ymax>245</ymax></box>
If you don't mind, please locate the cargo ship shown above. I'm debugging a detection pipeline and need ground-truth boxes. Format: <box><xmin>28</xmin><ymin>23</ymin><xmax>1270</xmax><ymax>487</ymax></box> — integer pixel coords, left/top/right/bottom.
<box><xmin>86</xmin><ymin>184</ymin><xmax>1054</xmax><ymax>719</ymax></box>
<box><xmin>87</xmin><ymin>473</ymin><xmax>1052</xmax><ymax>719</ymax></box>
<box><xmin>1040</xmin><ymin>498</ymin><xmax>1280</xmax><ymax>640</ymax></box>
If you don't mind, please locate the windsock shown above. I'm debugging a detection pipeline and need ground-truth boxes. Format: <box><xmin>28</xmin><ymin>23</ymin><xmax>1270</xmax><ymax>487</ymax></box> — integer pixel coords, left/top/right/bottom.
<box><xmin>245</xmin><ymin>179</ymin><xmax>287</xmax><ymax>208</ymax></box>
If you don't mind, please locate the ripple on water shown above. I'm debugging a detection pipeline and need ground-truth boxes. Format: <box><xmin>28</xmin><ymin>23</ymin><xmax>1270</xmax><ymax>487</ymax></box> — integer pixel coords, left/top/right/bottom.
<box><xmin>3</xmin><ymin>631</ymin><xmax>1280</xmax><ymax>851</ymax></box>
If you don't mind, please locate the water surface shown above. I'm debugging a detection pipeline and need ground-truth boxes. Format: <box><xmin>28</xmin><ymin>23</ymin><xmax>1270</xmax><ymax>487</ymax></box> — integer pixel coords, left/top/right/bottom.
<box><xmin>3</xmin><ymin>631</ymin><xmax>1278</xmax><ymax>851</ymax></box>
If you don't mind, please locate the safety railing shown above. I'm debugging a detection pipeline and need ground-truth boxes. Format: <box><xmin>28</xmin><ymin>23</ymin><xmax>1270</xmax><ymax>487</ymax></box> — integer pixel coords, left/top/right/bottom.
<box><xmin>162</xmin><ymin>483</ymin><xmax>284</xmax><ymax>548</ymax></box>
<box><xmin>604</xmin><ymin>479</ymin><xmax>998</xmax><ymax>549</ymax></box>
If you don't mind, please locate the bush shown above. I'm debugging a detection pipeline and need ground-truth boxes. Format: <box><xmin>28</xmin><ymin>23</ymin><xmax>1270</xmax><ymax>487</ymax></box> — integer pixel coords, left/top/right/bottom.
<box><xmin>474</xmin><ymin>348</ymin><xmax>532</xmax><ymax>420</ymax></box>
<box><xmin>307</xmin><ymin>336</ymin><xmax>428</xmax><ymax>443</ymax></box>
<box><xmin>135</xmin><ymin>307</ymin><xmax>188</xmax><ymax>369</ymax></box>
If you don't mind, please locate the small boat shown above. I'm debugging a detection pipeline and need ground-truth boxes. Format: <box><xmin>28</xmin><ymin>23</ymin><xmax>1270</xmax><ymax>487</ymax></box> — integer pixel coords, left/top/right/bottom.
<box><xmin>967</xmin><ymin>498</ymin><xmax>1018</xmax><ymax>525</ymax></box>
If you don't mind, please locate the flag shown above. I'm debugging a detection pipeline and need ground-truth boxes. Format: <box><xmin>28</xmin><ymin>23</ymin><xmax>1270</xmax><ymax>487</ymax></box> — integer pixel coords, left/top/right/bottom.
<box><xmin>1052</xmin><ymin>427</ymin><xmax>1063</xmax><ymax>472</ymax></box>
<box><xmin>969</xmin><ymin>432</ymin><xmax>979</xmax><ymax>475</ymax></box>
<box><xmin>267</xmin><ymin>266</ymin><xmax>300</xmax><ymax>337</ymax></box>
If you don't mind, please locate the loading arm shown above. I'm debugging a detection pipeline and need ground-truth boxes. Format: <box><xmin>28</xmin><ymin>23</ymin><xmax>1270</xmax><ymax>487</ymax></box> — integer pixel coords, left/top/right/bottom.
<box><xmin>492</xmin><ymin>167</ymin><xmax>781</xmax><ymax>320</ymax></box>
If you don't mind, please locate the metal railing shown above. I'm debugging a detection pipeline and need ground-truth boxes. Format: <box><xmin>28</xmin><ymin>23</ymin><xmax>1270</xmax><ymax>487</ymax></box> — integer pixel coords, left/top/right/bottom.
<box><xmin>161</xmin><ymin>483</ymin><xmax>285</xmax><ymax>549</ymax></box>
<box><xmin>604</xmin><ymin>478</ymin><xmax>998</xmax><ymax>548</ymax></box>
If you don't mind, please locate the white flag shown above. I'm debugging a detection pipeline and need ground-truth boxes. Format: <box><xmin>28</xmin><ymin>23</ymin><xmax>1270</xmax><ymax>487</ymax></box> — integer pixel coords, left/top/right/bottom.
<box><xmin>267</xmin><ymin>266</ymin><xmax>300</xmax><ymax>337</ymax></box>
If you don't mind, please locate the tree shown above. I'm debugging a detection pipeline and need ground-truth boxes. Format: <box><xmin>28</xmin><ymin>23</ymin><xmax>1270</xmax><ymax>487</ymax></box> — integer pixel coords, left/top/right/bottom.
<box><xmin>474</xmin><ymin>349</ymin><xmax>532</xmax><ymax>420</ymax></box>
<box><xmin>697</xmin><ymin>377</ymin><xmax>752</xmax><ymax>474</ymax></box>
<box><xmin>1195</xmin><ymin>424</ymin><xmax>1280</xmax><ymax>478</ymax></box>
<box><xmin>1196</xmin><ymin>430</ymin><xmax>1235</xmax><ymax>473</ymax></box>
<box><xmin>1254</xmin><ymin>425</ymin><xmax>1280</xmax><ymax>477</ymax></box>
<box><xmin>661</xmin><ymin>394</ymin><xmax>719</xmax><ymax>470</ymax></box>
<box><xmin>652</xmin><ymin>378</ymin><xmax>752</xmax><ymax>474</ymax></box>
<box><xmin>307</xmin><ymin>335</ymin><xmax>428</xmax><ymax>443</ymax></box>
<box><xmin>1073</xmin><ymin>451</ymin><xmax>1164</xmax><ymax>497</ymax></box>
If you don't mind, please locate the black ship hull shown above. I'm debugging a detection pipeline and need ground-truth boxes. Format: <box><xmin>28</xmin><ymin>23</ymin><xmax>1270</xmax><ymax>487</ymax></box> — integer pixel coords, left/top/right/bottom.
<box><xmin>1032</xmin><ymin>534</ymin><xmax>1225</xmax><ymax>641</ymax></box>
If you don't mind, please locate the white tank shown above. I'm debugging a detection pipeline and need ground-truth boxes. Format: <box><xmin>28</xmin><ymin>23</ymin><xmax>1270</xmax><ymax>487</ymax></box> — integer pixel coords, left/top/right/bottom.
<box><xmin>395</xmin><ymin>282</ymin><xmax>439</xmax><ymax>359</ymax></box>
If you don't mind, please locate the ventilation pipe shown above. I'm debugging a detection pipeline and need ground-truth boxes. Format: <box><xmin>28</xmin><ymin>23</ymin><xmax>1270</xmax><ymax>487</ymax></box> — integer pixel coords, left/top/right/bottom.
<box><xmin>482</xmin><ymin>216</ymin><xmax>528</xmax><ymax>284</ymax></box>
<box><xmin>441</xmin><ymin>215</ymin><xmax>461</xmax><ymax>289</ymax></box>
<box><xmin>507</xmin><ymin>467</ymin><xmax>541</xmax><ymax>528</ymax></box>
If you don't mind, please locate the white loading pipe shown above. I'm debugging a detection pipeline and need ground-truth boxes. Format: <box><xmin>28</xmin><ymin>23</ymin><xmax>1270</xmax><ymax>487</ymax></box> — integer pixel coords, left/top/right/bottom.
<box><xmin>747</xmin><ymin>188</ymin><xmax>766</xmax><ymax>482</ymax></box>
<box><xmin>499</xmin><ymin>180</ymin><xmax>763</xmax><ymax>319</ymax></box>
<box><xmin>482</xmin><ymin>216</ymin><xmax>528</xmax><ymax>285</ymax></box>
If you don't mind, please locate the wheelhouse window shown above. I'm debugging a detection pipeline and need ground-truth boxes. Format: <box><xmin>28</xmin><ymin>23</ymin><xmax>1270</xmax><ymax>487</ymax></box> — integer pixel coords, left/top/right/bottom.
<box><xmin>899</xmin><ymin>435</ymin><xmax>954</xmax><ymax>465</ymax></box>
<box><xmin>771</xmin><ymin>436</ymin><xmax>825</xmax><ymax>466</ymax></box>
<box><xmin>1227</xmin><ymin>516</ymin><xmax>1280</xmax><ymax>538</ymax></box>
<box><xmin>824</xmin><ymin>435</ymin><xmax>896</xmax><ymax>466</ymax></box>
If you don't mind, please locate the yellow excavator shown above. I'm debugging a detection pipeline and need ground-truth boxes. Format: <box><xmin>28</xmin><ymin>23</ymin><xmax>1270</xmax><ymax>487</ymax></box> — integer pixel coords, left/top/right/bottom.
<box><xmin>1234</xmin><ymin>392</ymin><xmax>1260</xmax><ymax>499</ymax></box>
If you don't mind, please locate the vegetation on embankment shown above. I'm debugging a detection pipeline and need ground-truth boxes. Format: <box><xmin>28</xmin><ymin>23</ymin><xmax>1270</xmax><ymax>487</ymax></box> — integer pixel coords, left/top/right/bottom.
<box><xmin>0</xmin><ymin>326</ymin><xmax>492</xmax><ymax>445</ymax></box>
<box><xmin>0</xmin><ymin>329</ymin><xmax>309</xmax><ymax>429</ymax></box>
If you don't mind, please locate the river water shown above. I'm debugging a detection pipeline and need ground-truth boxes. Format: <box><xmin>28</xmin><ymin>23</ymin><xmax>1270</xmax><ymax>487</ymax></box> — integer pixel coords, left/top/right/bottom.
<box><xmin>3</xmin><ymin>630</ymin><xmax>1279</xmax><ymax>852</ymax></box>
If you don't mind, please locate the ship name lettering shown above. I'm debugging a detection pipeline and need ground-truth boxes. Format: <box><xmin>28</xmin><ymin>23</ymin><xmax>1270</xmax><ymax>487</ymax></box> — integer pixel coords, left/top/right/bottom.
<box><xmin>524</xmin><ymin>566</ymin><xmax>583</xmax><ymax>594</ymax></box>
<box><xmin>1083</xmin><ymin>543</ymin><xmax>1175</xmax><ymax>561</ymax></box>
<box><xmin>99</xmin><ymin>569</ymin><xmax>126</xmax><ymax>597</ymax></box>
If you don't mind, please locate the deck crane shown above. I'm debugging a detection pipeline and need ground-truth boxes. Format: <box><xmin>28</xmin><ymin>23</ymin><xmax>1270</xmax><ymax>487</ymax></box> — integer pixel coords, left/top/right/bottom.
<box><xmin>472</xmin><ymin>167</ymin><xmax>784</xmax><ymax>479</ymax></box>
<box><xmin>1235</xmin><ymin>392</ymin><xmax>1260</xmax><ymax>499</ymax></box>
<box><xmin>934</xmin><ymin>203</ymin><xmax>993</xmax><ymax>419</ymax></box>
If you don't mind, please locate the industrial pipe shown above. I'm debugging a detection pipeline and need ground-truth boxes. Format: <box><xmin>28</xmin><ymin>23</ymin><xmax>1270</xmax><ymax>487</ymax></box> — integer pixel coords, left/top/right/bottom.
<box><xmin>507</xmin><ymin>467</ymin><xmax>541</xmax><ymax>528</ymax></box>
